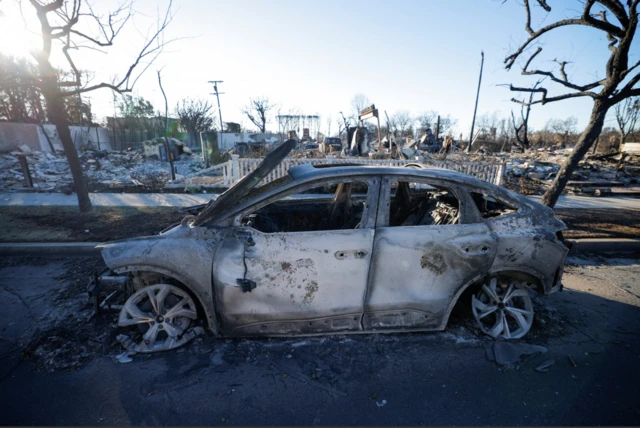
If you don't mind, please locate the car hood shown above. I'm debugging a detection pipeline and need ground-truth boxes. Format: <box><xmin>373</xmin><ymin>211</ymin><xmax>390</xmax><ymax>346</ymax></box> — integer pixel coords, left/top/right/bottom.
<box><xmin>192</xmin><ymin>139</ymin><xmax>296</xmax><ymax>226</ymax></box>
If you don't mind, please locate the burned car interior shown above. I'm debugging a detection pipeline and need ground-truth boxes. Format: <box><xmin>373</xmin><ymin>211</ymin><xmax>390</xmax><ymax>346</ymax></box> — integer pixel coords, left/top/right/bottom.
<box><xmin>470</xmin><ymin>191</ymin><xmax>518</xmax><ymax>219</ymax></box>
<box><xmin>389</xmin><ymin>181</ymin><xmax>460</xmax><ymax>226</ymax></box>
<box><xmin>240</xmin><ymin>180</ymin><xmax>369</xmax><ymax>233</ymax></box>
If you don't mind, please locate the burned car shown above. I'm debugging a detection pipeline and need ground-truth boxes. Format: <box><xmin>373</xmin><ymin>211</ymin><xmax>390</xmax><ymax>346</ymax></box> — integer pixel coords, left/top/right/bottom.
<box><xmin>98</xmin><ymin>140</ymin><xmax>569</xmax><ymax>352</ymax></box>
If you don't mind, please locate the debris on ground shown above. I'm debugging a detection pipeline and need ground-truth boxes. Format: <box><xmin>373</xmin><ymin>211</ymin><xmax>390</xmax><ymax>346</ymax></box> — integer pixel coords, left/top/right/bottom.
<box><xmin>3</xmin><ymin>141</ymin><xmax>639</xmax><ymax>197</ymax></box>
<box><xmin>115</xmin><ymin>351</ymin><xmax>134</xmax><ymax>364</ymax></box>
<box><xmin>0</xmin><ymin>147</ymin><xmax>207</xmax><ymax>193</ymax></box>
<box><xmin>10</xmin><ymin>256</ymin><xmax>118</xmax><ymax>371</ymax></box>
<box><xmin>496</xmin><ymin>149</ymin><xmax>640</xmax><ymax>196</ymax></box>
<box><xmin>535</xmin><ymin>359</ymin><xmax>556</xmax><ymax>372</ymax></box>
<box><xmin>486</xmin><ymin>341</ymin><xmax>548</xmax><ymax>366</ymax></box>
<box><xmin>116</xmin><ymin>327</ymin><xmax>205</xmax><ymax>354</ymax></box>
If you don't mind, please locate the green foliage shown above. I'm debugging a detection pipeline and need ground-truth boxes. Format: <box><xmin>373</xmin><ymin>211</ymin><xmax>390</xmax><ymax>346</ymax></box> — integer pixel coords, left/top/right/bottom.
<box><xmin>117</xmin><ymin>95</ymin><xmax>155</xmax><ymax>118</ymax></box>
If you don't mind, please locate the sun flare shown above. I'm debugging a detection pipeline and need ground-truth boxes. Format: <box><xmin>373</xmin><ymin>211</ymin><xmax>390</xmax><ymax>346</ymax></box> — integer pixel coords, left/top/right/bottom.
<box><xmin>0</xmin><ymin>6</ymin><xmax>41</xmax><ymax>59</ymax></box>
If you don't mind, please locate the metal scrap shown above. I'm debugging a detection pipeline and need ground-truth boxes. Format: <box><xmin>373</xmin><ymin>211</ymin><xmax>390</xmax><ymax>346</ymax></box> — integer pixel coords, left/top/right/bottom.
<box><xmin>535</xmin><ymin>359</ymin><xmax>556</xmax><ymax>372</ymax></box>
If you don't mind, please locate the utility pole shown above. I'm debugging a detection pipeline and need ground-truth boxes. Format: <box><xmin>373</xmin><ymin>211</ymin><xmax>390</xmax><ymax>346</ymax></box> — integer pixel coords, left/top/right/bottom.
<box><xmin>467</xmin><ymin>51</ymin><xmax>484</xmax><ymax>153</ymax></box>
<box><xmin>209</xmin><ymin>80</ymin><xmax>225</xmax><ymax>149</ymax></box>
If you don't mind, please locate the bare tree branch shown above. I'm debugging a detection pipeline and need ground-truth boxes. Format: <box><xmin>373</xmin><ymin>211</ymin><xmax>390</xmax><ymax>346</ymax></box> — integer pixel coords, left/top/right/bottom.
<box><xmin>520</xmin><ymin>47</ymin><xmax>605</xmax><ymax>91</ymax></box>
<box><xmin>508</xmin><ymin>83</ymin><xmax>596</xmax><ymax>105</ymax></box>
<box><xmin>614</xmin><ymin>96</ymin><xmax>640</xmax><ymax>145</ymax></box>
<box><xmin>30</xmin><ymin>0</ymin><xmax>63</xmax><ymax>13</ymax></box>
<box><xmin>505</xmin><ymin>0</ymin><xmax>639</xmax><ymax>208</ymax></box>
<box><xmin>59</xmin><ymin>0</ymin><xmax>175</xmax><ymax>97</ymax></box>
<box><xmin>613</xmin><ymin>70</ymin><xmax>640</xmax><ymax>102</ymax></box>
<box><xmin>597</xmin><ymin>0</ymin><xmax>630</xmax><ymax>27</ymax></box>
<box><xmin>505</xmin><ymin>0</ymin><xmax>625</xmax><ymax>70</ymax></box>
<box><xmin>242</xmin><ymin>97</ymin><xmax>275</xmax><ymax>133</ymax></box>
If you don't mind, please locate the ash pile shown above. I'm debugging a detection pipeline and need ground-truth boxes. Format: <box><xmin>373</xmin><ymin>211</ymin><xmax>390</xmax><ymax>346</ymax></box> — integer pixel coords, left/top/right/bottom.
<box><xmin>0</xmin><ymin>140</ymin><xmax>208</xmax><ymax>193</ymax></box>
<box><xmin>500</xmin><ymin>147</ymin><xmax>640</xmax><ymax>196</ymax></box>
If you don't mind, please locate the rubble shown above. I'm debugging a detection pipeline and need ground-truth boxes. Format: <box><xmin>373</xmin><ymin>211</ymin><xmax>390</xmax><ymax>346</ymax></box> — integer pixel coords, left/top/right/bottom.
<box><xmin>444</xmin><ymin>147</ymin><xmax>640</xmax><ymax>197</ymax></box>
<box><xmin>486</xmin><ymin>341</ymin><xmax>548</xmax><ymax>366</ymax></box>
<box><xmin>2</xmin><ymin>139</ymin><xmax>638</xmax><ymax>198</ymax></box>
<box><xmin>0</xmin><ymin>146</ymin><xmax>208</xmax><ymax>193</ymax></box>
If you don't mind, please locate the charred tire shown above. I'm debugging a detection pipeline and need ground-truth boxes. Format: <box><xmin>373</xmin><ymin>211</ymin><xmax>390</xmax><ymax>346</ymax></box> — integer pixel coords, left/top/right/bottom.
<box><xmin>471</xmin><ymin>276</ymin><xmax>534</xmax><ymax>340</ymax></box>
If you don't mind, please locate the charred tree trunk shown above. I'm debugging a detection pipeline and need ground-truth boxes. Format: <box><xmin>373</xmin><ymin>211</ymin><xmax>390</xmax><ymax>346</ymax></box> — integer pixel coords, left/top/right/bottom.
<box><xmin>39</xmin><ymin>64</ymin><xmax>92</xmax><ymax>212</ymax></box>
<box><xmin>541</xmin><ymin>100</ymin><xmax>609</xmax><ymax>207</ymax></box>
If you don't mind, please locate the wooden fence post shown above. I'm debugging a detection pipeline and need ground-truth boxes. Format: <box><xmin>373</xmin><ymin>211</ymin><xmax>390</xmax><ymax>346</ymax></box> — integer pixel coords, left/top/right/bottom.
<box><xmin>17</xmin><ymin>155</ymin><xmax>34</xmax><ymax>188</ymax></box>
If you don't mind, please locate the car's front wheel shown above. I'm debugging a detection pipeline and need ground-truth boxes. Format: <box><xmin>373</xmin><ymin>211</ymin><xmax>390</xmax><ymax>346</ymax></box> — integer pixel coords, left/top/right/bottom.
<box><xmin>118</xmin><ymin>283</ymin><xmax>200</xmax><ymax>353</ymax></box>
<box><xmin>471</xmin><ymin>276</ymin><xmax>534</xmax><ymax>339</ymax></box>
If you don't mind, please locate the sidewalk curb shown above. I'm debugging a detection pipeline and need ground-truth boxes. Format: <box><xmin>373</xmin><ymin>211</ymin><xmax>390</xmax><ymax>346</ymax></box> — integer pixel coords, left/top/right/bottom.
<box><xmin>0</xmin><ymin>242</ymin><xmax>102</xmax><ymax>257</ymax></box>
<box><xmin>568</xmin><ymin>238</ymin><xmax>640</xmax><ymax>255</ymax></box>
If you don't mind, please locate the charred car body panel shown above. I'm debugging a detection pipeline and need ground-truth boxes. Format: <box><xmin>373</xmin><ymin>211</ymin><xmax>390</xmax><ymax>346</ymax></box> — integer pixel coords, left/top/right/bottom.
<box><xmin>100</xmin><ymin>143</ymin><xmax>569</xmax><ymax>340</ymax></box>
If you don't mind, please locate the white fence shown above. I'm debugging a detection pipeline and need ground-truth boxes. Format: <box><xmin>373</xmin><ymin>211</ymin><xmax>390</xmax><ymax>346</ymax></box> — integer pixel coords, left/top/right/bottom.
<box><xmin>176</xmin><ymin>155</ymin><xmax>506</xmax><ymax>188</ymax></box>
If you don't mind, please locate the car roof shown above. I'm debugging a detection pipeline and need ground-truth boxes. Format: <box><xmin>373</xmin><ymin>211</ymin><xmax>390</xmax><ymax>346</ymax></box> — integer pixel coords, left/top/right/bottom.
<box><xmin>288</xmin><ymin>162</ymin><xmax>487</xmax><ymax>189</ymax></box>
<box><xmin>202</xmin><ymin>160</ymin><xmax>543</xmax><ymax>226</ymax></box>
<box><xmin>286</xmin><ymin>162</ymin><xmax>534</xmax><ymax>207</ymax></box>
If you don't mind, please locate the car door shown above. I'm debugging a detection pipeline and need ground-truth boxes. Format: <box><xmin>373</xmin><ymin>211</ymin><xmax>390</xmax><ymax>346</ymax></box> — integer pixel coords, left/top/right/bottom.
<box><xmin>213</xmin><ymin>177</ymin><xmax>380</xmax><ymax>337</ymax></box>
<box><xmin>363</xmin><ymin>176</ymin><xmax>498</xmax><ymax>331</ymax></box>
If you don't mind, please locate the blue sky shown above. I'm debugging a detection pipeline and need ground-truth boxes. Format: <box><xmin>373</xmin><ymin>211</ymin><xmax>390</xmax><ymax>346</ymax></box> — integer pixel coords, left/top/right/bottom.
<box><xmin>1</xmin><ymin>0</ymin><xmax>638</xmax><ymax>136</ymax></box>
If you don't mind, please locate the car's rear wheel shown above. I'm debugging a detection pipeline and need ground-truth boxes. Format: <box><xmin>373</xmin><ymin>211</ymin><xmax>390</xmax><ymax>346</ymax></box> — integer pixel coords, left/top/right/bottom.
<box><xmin>471</xmin><ymin>276</ymin><xmax>534</xmax><ymax>339</ymax></box>
<box><xmin>118</xmin><ymin>283</ymin><xmax>199</xmax><ymax>352</ymax></box>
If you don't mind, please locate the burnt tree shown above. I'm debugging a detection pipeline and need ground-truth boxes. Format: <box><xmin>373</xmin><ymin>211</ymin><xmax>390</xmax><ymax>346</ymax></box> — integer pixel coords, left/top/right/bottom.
<box><xmin>510</xmin><ymin>80</ymin><xmax>541</xmax><ymax>149</ymax></box>
<box><xmin>614</xmin><ymin>96</ymin><xmax>640</xmax><ymax>147</ymax></box>
<box><xmin>28</xmin><ymin>0</ymin><xmax>174</xmax><ymax>212</ymax></box>
<box><xmin>351</xmin><ymin>93</ymin><xmax>371</xmax><ymax>120</ymax></box>
<box><xmin>391</xmin><ymin>110</ymin><xmax>414</xmax><ymax>137</ymax></box>
<box><xmin>176</xmin><ymin>98</ymin><xmax>214</xmax><ymax>145</ymax></box>
<box><xmin>505</xmin><ymin>0</ymin><xmax>640</xmax><ymax>207</ymax></box>
<box><xmin>242</xmin><ymin>97</ymin><xmax>275</xmax><ymax>133</ymax></box>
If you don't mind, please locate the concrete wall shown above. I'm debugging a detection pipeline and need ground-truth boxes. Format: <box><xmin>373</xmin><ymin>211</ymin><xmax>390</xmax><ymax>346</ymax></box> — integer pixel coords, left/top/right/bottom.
<box><xmin>0</xmin><ymin>122</ymin><xmax>112</xmax><ymax>153</ymax></box>
<box><xmin>217</xmin><ymin>132</ymin><xmax>280</xmax><ymax>150</ymax></box>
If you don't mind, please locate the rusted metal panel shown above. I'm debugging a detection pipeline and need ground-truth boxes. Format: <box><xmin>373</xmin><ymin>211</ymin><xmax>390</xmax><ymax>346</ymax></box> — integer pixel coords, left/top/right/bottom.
<box><xmin>212</xmin><ymin>227</ymin><xmax>375</xmax><ymax>336</ymax></box>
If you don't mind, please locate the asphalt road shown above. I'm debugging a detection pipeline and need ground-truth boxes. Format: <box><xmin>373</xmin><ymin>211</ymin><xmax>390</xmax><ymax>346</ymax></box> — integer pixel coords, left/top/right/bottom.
<box><xmin>0</xmin><ymin>255</ymin><xmax>639</xmax><ymax>426</ymax></box>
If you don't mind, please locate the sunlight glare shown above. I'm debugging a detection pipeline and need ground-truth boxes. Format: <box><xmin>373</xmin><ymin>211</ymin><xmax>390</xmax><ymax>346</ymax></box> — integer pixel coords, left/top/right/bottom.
<box><xmin>0</xmin><ymin>5</ymin><xmax>41</xmax><ymax>59</ymax></box>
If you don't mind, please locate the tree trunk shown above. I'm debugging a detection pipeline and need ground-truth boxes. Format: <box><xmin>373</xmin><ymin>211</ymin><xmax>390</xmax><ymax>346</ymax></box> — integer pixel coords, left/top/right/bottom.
<box><xmin>39</xmin><ymin>70</ymin><xmax>92</xmax><ymax>212</ymax></box>
<box><xmin>541</xmin><ymin>100</ymin><xmax>609</xmax><ymax>208</ymax></box>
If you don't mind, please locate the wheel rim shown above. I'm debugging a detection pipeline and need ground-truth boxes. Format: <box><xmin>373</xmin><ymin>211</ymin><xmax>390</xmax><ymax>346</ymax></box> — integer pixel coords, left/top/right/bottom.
<box><xmin>118</xmin><ymin>283</ymin><xmax>198</xmax><ymax>352</ymax></box>
<box><xmin>471</xmin><ymin>277</ymin><xmax>534</xmax><ymax>339</ymax></box>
